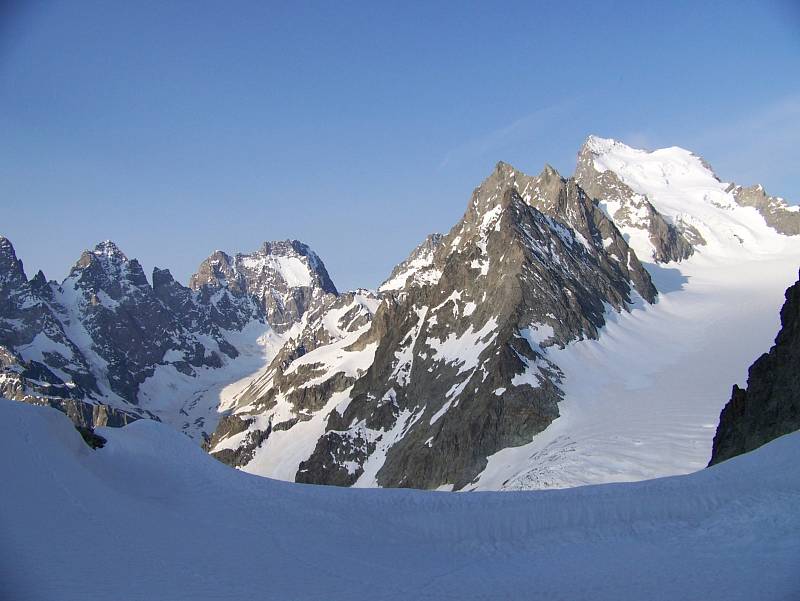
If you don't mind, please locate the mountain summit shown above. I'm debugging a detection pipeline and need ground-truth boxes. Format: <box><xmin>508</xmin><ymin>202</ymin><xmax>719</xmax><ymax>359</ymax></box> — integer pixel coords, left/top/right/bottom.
<box><xmin>190</xmin><ymin>239</ymin><xmax>337</xmax><ymax>333</ymax></box>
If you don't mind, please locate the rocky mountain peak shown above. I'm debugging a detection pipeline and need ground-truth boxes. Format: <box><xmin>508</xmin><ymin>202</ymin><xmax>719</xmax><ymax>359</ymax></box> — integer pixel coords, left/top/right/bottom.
<box><xmin>444</xmin><ymin>160</ymin><xmax>656</xmax><ymax>304</ymax></box>
<box><xmin>188</xmin><ymin>250</ymin><xmax>239</xmax><ymax>293</ymax></box>
<box><xmin>0</xmin><ymin>235</ymin><xmax>17</xmax><ymax>258</ymax></box>
<box><xmin>540</xmin><ymin>163</ymin><xmax>560</xmax><ymax>178</ymax></box>
<box><xmin>255</xmin><ymin>239</ymin><xmax>337</xmax><ymax>294</ymax></box>
<box><xmin>28</xmin><ymin>270</ymin><xmax>52</xmax><ymax>299</ymax></box>
<box><xmin>93</xmin><ymin>240</ymin><xmax>127</xmax><ymax>259</ymax></box>
<box><xmin>152</xmin><ymin>266</ymin><xmax>177</xmax><ymax>291</ymax></box>
<box><xmin>468</xmin><ymin>161</ymin><xmax>575</xmax><ymax>223</ymax></box>
<box><xmin>0</xmin><ymin>236</ymin><xmax>26</xmax><ymax>287</ymax></box>
<box><xmin>30</xmin><ymin>269</ymin><xmax>47</xmax><ymax>285</ymax></box>
<box><xmin>67</xmin><ymin>241</ymin><xmax>149</xmax><ymax>298</ymax></box>
<box><xmin>190</xmin><ymin>240</ymin><xmax>337</xmax><ymax>333</ymax></box>
<box><xmin>580</xmin><ymin>134</ymin><xmax>619</xmax><ymax>156</ymax></box>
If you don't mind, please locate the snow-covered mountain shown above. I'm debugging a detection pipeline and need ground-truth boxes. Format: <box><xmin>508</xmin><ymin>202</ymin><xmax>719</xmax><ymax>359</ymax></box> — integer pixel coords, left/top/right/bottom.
<box><xmin>0</xmin><ymin>238</ymin><xmax>336</xmax><ymax>440</ymax></box>
<box><xmin>2</xmin><ymin>135</ymin><xmax>799</xmax><ymax>492</ymax></box>
<box><xmin>209</xmin><ymin>159</ymin><xmax>663</xmax><ymax>489</ymax></box>
<box><xmin>2</xmin><ymin>398</ymin><xmax>798</xmax><ymax>601</ymax></box>
<box><xmin>209</xmin><ymin>136</ymin><xmax>800</xmax><ymax>490</ymax></box>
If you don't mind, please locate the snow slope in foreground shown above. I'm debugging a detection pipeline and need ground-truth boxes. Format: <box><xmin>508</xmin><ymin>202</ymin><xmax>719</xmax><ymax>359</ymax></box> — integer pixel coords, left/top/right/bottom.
<box><xmin>1</xmin><ymin>400</ymin><xmax>798</xmax><ymax>601</ymax></box>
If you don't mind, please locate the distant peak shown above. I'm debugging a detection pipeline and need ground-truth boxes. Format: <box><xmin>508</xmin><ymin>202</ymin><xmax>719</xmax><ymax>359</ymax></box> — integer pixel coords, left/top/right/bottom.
<box><xmin>190</xmin><ymin>239</ymin><xmax>336</xmax><ymax>296</ymax></box>
<box><xmin>152</xmin><ymin>266</ymin><xmax>176</xmax><ymax>281</ymax></box>
<box><xmin>92</xmin><ymin>240</ymin><xmax>127</xmax><ymax>260</ymax></box>
<box><xmin>0</xmin><ymin>235</ymin><xmax>25</xmax><ymax>283</ymax></box>
<box><xmin>582</xmin><ymin>135</ymin><xmax>619</xmax><ymax>155</ymax></box>
<box><xmin>540</xmin><ymin>163</ymin><xmax>562</xmax><ymax>179</ymax></box>
<box><xmin>30</xmin><ymin>270</ymin><xmax>48</xmax><ymax>287</ymax></box>
<box><xmin>258</xmin><ymin>239</ymin><xmax>312</xmax><ymax>258</ymax></box>
<box><xmin>491</xmin><ymin>161</ymin><xmax>563</xmax><ymax>185</ymax></box>
<box><xmin>0</xmin><ymin>235</ymin><xmax>16</xmax><ymax>257</ymax></box>
<box><xmin>207</xmin><ymin>249</ymin><xmax>232</xmax><ymax>261</ymax></box>
<box><xmin>152</xmin><ymin>267</ymin><xmax>177</xmax><ymax>290</ymax></box>
<box><xmin>67</xmin><ymin>240</ymin><xmax>138</xmax><ymax>284</ymax></box>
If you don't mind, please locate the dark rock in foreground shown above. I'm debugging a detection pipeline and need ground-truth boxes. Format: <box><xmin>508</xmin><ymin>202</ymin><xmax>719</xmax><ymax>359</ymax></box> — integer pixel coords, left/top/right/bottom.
<box><xmin>709</xmin><ymin>270</ymin><xmax>800</xmax><ymax>465</ymax></box>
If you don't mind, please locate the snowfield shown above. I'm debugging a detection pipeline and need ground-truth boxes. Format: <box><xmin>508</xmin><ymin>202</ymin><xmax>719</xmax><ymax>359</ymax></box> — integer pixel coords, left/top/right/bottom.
<box><xmin>137</xmin><ymin>320</ymin><xmax>287</xmax><ymax>439</ymax></box>
<box><xmin>1</xmin><ymin>399</ymin><xmax>798</xmax><ymax>601</ymax></box>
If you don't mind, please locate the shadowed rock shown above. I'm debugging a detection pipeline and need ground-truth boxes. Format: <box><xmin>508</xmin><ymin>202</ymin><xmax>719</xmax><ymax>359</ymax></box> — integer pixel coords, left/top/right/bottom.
<box><xmin>709</xmin><ymin>270</ymin><xmax>800</xmax><ymax>465</ymax></box>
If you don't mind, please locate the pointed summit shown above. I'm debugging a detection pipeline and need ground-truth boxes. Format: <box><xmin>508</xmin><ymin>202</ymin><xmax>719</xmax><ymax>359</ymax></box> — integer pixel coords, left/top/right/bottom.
<box><xmin>152</xmin><ymin>267</ymin><xmax>178</xmax><ymax>291</ymax></box>
<box><xmin>0</xmin><ymin>236</ymin><xmax>26</xmax><ymax>286</ymax></box>
<box><xmin>189</xmin><ymin>250</ymin><xmax>237</xmax><ymax>292</ymax></box>
<box><xmin>540</xmin><ymin>163</ymin><xmax>560</xmax><ymax>178</ymax></box>
<box><xmin>28</xmin><ymin>269</ymin><xmax>53</xmax><ymax>300</ymax></box>
<box><xmin>0</xmin><ymin>235</ymin><xmax>15</xmax><ymax>256</ymax></box>
<box><xmin>92</xmin><ymin>240</ymin><xmax>127</xmax><ymax>259</ymax></box>
<box><xmin>581</xmin><ymin>134</ymin><xmax>619</xmax><ymax>155</ymax></box>
<box><xmin>67</xmin><ymin>241</ymin><xmax>149</xmax><ymax>295</ymax></box>
<box><xmin>71</xmin><ymin>240</ymin><xmax>128</xmax><ymax>273</ymax></box>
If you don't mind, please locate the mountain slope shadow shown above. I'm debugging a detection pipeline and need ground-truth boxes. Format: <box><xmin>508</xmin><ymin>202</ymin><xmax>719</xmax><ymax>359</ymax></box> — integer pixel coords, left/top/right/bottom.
<box><xmin>643</xmin><ymin>262</ymin><xmax>689</xmax><ymax>293</ymax></box>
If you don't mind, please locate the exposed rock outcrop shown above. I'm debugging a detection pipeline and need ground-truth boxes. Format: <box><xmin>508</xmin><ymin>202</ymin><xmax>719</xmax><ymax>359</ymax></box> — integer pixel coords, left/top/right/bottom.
<box><xmin>727</xmin><ymin>183</ymin><xmax>800</xmax><ymax>236</ymax></box>
<box><xmin>709</xmin><ymin>271</ymin><xmax>800</xmax><ymax>465</ymax></box>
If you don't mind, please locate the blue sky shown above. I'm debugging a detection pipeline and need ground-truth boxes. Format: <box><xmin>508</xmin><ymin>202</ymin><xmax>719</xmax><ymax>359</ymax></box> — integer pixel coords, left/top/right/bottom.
<box><xmin>1</xmin><ymin>1</ymin><xmax>799</xmax><ymax>291</ymax></box>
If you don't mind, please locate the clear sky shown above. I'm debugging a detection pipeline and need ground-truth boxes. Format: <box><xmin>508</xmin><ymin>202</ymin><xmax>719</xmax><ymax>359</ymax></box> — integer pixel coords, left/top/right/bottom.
<box><xmin>1</xmin><ymin>1</ymin><xmax>799</xmax><ymax>291</ymax></box>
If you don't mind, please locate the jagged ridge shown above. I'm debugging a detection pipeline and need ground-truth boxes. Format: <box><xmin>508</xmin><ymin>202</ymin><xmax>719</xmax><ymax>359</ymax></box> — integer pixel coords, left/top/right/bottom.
<box><xmin>0</xmin><ymin>237</ymin><xmax>336</xmax><ymax>440</ymax></box>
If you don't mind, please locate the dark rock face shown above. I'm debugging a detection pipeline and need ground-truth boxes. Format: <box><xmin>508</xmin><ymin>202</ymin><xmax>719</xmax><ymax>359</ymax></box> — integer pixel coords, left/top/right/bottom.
<box><xmin>709</xmin><ymin>272</ymin><xmax>800</xmax><ymax>465</ymax></box>
<box><xmin>75</xmin><ymin>425</ymin><xmax>107</xmax><ymax>449</ymax></box>
<box><xmin>0</xmin><ymin>237</ymin><xmax>26</xmax><ymax>288</ymax></box>
<box><xmin>727</xmin><ymin>184</ymin><xmax>800</xmax><ymax>236</ymax></box>
<box><xmin>574</xmin><ymin>137</ymin><xmax>700</xmax><ymax>263</ymax></box>
<box><xmin>207</xmin><ymin>414</ymin><xmax>272</xmax><ymax>466</ymax></box>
